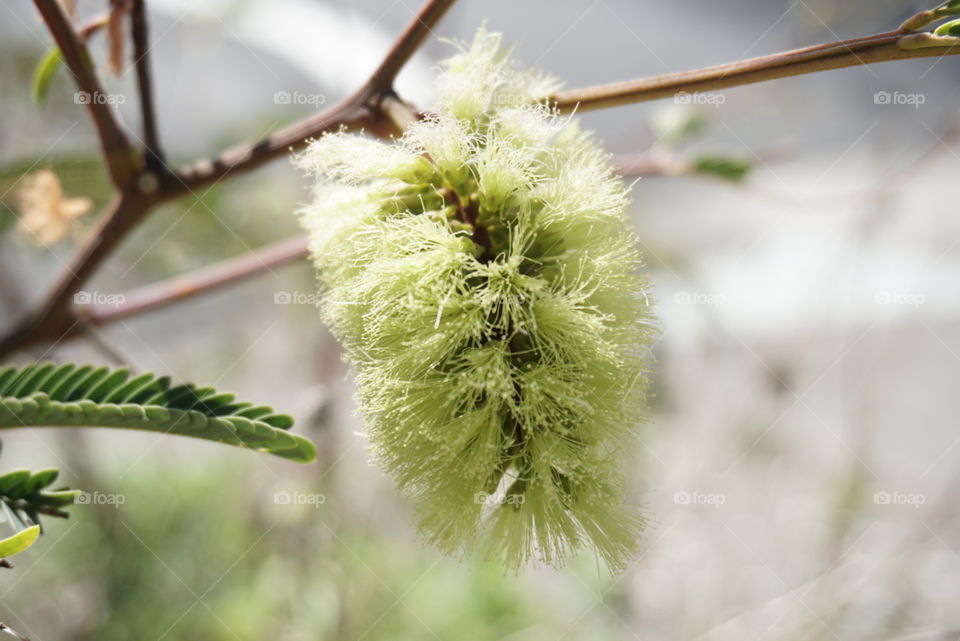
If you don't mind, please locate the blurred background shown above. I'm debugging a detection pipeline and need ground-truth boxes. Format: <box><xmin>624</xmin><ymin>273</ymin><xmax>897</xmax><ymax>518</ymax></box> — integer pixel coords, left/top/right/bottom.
<box><xmin>2</xmin><ymin>0</ymin><xmax>960</xmax><ymax>639</ymax></box>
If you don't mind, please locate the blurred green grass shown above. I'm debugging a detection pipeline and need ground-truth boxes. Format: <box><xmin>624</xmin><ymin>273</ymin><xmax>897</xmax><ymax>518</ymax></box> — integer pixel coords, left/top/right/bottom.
<box><xmin>3</xmin><ymin>459</ymin><xmax>629</xmax><ymax>641</ymax></box>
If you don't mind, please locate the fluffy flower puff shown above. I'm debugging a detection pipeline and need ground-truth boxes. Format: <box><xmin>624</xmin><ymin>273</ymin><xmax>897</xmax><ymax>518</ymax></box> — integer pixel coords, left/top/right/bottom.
<box><xmin>297</xmin><ymin>28</ymin><xmax>656</xmax><ymax>572</ymax></box>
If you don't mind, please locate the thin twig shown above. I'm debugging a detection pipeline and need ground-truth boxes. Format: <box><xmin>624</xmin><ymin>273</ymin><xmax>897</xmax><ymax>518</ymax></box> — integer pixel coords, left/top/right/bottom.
<box><xmin>78</xmin><ymin>12</ymin><xmax>109</xmax><ymax>41</ymax></box>
<box><xmin>130</xmin><ymin>0</ymin><xmax>163</xmax><ymax>170</ymax></box>
<box><xmin>28</xmin><ymin>505</ymin><xmax>70</xmax><ymax>520</ymax></box>
<box><xmin>363</xmin><ymin>0</ymin><xmax>458</xmax><ymax>92</ymax></box>
<box><xmin>172</xmin><ymin>101</ymin><xmax>376</xmax><ymax>193</ymax></box>
<box><xmin>80</xmin><ymin>235</ymin><xmax>309</xmax><ymax>326</ymax></box>
<box><xmin>552</xmin><ymin>31</ymin><xmax>960</xmax><ymax>111</ymax></box>
<box><xmin>0</xmin><ymin>194</ymin><xmax>154</xmax><ymax>357</ymax></box>
<box><xmin>378</xmin><ymin>91</ymin><xmax>422</xmax><ymax>134</ymax></box>
<box><xmin>173</xmin><ymin>0</ymin><xmax>456</xmax><ymax>193</ymax></box>
<box><xmin>33</xmin><ymin>0</ymin><xmax>138</xmax><ymax>189</ymax></box>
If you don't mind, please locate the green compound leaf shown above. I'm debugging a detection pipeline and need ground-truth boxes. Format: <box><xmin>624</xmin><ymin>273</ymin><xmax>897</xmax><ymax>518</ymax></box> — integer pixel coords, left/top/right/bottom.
<box><xmin>0</xmin><ymin>363</ymin><xmax>315</xmax><ymax>463</ymax></box>
<box><xmin>0</xmin><ymin>525</ymin><xmax>40</xmax><ymax>558</ymax></box>
<box><xmin>1</xmin><ymin>467</ymin><xmax>78</xmax><ymax>511</ymax></box>
<box><xmin>23</xmin><ymin>468</ymin><xmax>58</xmax><ymax>494</ymax></box>
<box><xmin>0</xmin><ymin>470</ymin><xmax>29</xmax><ymax>496</ymax></box>
<box><xmin>0</xmin><ymin>464</ymin><xmax>81</xmax><ymax>534</ymax></box>
<box><xmin>31</xmin><ymin>48</ymin><xmax>62</xmax><ymax>107</ymax></box>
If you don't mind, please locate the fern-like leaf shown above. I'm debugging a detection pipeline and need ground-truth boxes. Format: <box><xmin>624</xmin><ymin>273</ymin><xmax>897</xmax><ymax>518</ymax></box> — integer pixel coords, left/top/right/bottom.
<box><xmin>0</xmin><ymin>467</ymin><xmax>77</xmax><ymax>532</ymax></box>
<box><xmin>0</xmin><ymin>363</ymin><xmax>315</xmax><ymax>463</ymax></box>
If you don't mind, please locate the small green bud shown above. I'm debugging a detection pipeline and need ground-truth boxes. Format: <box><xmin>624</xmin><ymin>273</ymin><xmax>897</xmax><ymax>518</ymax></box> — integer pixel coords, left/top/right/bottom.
<box><xmin>901</xmin><ymin>1</ymin><xmax>960</xmax><ymax>31</ymax></box>
<box><xmin>901</xmin><ymin>10</ymin><xmax>937</xmax><ymax>32</ymax></box>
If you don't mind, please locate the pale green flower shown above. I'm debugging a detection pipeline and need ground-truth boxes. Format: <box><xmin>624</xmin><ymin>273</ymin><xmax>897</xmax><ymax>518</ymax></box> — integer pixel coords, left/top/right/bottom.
<box><xmin>297</xmin><ymin>28</ymin><xmax>656</xmax><ymax>572</ymax></box>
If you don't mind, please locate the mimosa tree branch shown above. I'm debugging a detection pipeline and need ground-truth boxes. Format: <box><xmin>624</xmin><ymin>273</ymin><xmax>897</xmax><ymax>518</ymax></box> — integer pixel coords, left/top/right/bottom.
<box><xmin>552</xmin><ymin>30</ymin><xmax>960</xmax><ymax>112</ymax></box>
<box><xmin>4</xmin><ymin>1</ymin><xmax>959</xmax><ymax>358</ymax></box>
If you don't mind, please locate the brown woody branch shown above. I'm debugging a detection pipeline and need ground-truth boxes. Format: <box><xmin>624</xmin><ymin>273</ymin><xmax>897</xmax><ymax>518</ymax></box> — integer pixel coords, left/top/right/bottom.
<box><xmin>552</xmin><ymin>31</ymin><xmax>960</xmax><ymax>111</ymax></box>
<box><xmin>0</xmin><ymin>193</ymin><xmax>155</xmax><ymax>358</ymax></box>
<box><xmin>173</xmin><ymin>0</ymin><xmax>457</xmax><ymax>193</ymax></box>
<box><xmin>33</xmin><ymin>0</ymin><xmax>138</xmax><ymax>189</ymax></box>
<box><xmin>79</xmin><ymin>12</ymin><xmax>110</xmax><ymax>41</ymax></box>
<box><xmin>0</xmin><ymin>0</ymin><xmax>457</xmax><ymax>358</ymax></box>
<box><xmin>80</xmin><ymin>235</ymin><xmax>309</xmax><ymax>326</ymax></box>
<box><xmin>172</xmin><ymin>100</ymin><xmax>377</xmax><ymax>194</ymax></box>
<box><xmin>5</xmin><ymin>3</ymin><xmax>960</xmax><ymax>358</ymax></box>
<box><xmin>363</xmin><ymin>0</ymin><xmax>456</xmax><ymax>92</ymax></box>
